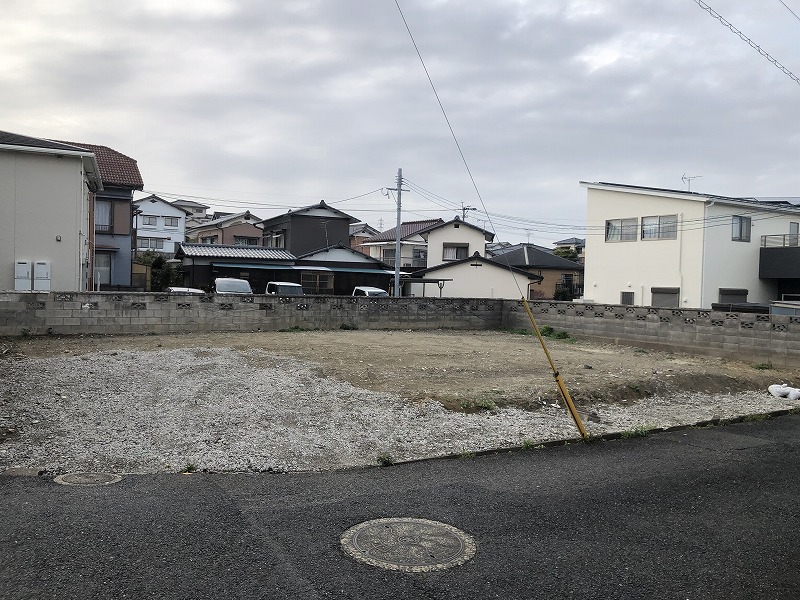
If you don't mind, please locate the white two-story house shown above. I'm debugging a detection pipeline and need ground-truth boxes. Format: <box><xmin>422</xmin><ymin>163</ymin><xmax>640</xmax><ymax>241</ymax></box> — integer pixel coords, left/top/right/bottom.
<box><xmin>133</xmin><ymin>194</ymin><xmax>191</xmax><ymax>256</ymax></box>
<box><xmin>403</xmin><ymin>217</ymin><xmax>541</xmax><ymax>298</ymax></box>
<box><xmin>0</xmin><ymin>131</ymin><xmax>102</xmax><ymax>291</ymax></box>
<box><xmin>582</xmin><ymin>181</ymin><xmax>800</xmax><ymax>308</ymax></box>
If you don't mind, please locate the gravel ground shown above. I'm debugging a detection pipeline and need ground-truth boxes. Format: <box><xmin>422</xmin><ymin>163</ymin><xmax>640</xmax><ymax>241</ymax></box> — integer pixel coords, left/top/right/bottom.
<box><xmin>2</xmin><ymin>332</ymin><xmax>799</xmax><ymax>474</ymax></box>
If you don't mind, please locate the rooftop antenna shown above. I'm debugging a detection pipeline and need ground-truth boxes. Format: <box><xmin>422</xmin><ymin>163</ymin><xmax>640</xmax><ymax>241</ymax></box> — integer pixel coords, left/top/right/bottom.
<box><xmin>682</xmin><ymin>173</ymin><xmax>702</xmax><ymax>192</ymax></box>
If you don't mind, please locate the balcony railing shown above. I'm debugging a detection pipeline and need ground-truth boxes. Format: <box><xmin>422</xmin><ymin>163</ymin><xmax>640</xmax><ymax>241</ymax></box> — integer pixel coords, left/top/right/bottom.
<box><xmin>95</xmin><ymin>224</ymin><xmax>112</xmax><ymax>233</ymax></box>
<box><xmin>762</xmin><ymin>234</ymin><xmax>799</xmax><ymax>247</ymax></box>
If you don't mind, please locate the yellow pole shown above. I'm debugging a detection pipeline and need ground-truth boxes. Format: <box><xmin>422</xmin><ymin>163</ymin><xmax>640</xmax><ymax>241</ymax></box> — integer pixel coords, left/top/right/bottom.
<box><xmin>521</xmin><ymin>298</ymin><xmax>588</xmax><ymax>439</ymax></box>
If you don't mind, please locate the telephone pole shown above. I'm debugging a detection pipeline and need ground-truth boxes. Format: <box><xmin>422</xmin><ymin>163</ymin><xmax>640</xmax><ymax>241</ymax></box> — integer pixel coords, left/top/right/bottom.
<box><xmin>387</xmin><ymin>168</ymin><xmax>408</xmax><ymax>297</ymax></box>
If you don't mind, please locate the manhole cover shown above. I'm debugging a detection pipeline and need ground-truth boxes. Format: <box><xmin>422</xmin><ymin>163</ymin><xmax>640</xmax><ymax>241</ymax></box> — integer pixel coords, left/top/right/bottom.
<box><xmin>53</xmin><ymin>473</ymin><xmax>122</xmax><ymax>486</ymax></box>
<box><xmin>340</xmin><ymin>517</ymin><xmax>476</xmax><ymax>572</ymax></box>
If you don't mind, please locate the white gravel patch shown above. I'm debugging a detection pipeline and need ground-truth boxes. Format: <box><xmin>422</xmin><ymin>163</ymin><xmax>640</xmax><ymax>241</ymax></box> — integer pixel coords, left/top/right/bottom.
<box><xmin>1</xmin><ymin>347</ymin><xmax>797</xmax><ymax>474</ymax></box>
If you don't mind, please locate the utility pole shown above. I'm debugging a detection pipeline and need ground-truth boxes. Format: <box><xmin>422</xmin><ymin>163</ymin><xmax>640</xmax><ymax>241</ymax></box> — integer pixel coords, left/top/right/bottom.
<box><xmin>461</xmin><ymin>202</ymin><xmax>476</xmax><ymax>220</ymax></box>
<box><xmin>387</xmin><ymin>168</ymin><xmax>408</xmax><ymax>297</ymax></box>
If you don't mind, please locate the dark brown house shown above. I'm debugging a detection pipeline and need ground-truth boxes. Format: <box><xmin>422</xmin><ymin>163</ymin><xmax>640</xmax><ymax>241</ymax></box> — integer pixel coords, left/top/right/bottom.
<box><xmin>256</xmin><ymin>200</ymin><xmax>359</xmax><ymax>256</ymax></box>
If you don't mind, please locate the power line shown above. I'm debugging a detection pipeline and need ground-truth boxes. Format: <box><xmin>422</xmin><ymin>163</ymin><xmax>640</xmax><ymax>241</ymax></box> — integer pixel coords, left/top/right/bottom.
<box><xmin>777</xmin><ymin>0</ymin><xmax>800</xmax><ymax>23</ymax></box>
<box><xmin>393</xmin><ymin>2</ymin><xmax>500</xmax><ymax>241</ymax></box>
<box><xmin>693</xmin><ymin>0</ymin><xmax>800</xmax><ymax>86</ymax></box>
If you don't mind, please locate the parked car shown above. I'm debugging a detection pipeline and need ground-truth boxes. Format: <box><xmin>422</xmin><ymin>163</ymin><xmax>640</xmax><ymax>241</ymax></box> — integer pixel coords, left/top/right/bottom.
<box><xmin>213</xmin><ymin>277</ymin><xmax>253</xmax><ymax>295</ymax></box>
<box><xmin>352</xmin><ymin>286</ymin><xmax>389</xmax><ymax>297</ymax></box>
<box><xmin>166</xmin><ymin>287</ymin><xmax>206</xmax><ymax>295</ymax></box>
<box><xmin>266</xmin><ymin>281</ymin><xmax>304</xmax><ymax>296</ymax></box>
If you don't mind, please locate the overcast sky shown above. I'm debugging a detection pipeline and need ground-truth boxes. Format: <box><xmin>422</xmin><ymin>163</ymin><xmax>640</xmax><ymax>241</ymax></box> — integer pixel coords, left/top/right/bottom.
<box><xmin>2</xmin><ymin>0</ymin><xmax>799</xmax><ymax>245</ymax></box>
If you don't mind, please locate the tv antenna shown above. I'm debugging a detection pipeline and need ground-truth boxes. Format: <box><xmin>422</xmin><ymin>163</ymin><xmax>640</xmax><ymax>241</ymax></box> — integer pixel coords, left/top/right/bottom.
<box><xmin>681</xmin><ymin>173</ymin><xmax>702</xmax><ymax>191</ymax></box>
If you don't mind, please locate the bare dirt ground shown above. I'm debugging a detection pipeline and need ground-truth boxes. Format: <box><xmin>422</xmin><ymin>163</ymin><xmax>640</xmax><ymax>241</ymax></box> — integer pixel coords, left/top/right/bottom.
<box><xmin>4</xmin><ymin>329</ymin><xmax>796</xmax><ymax>412</ymax></box>
<box><xmin>2</xmin><ymin>329</ymin><xmax>799</xmax><ymax>473</ymax></box>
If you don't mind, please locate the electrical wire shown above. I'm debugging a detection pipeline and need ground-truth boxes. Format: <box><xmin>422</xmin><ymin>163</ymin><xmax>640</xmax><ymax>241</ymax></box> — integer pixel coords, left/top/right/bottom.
<box><xmin>693</xmin><ymin>0</ymin><xmax>800</xmax><ymax>86</ymax></box>
<box><xmin>777</xmin><ymin>0</ymin><xmax>800</xmax><ymax>23</ymax></box>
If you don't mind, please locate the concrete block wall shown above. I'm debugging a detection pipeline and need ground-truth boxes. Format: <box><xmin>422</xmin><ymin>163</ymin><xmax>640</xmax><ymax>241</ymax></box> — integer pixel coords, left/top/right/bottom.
<box><xmin>0</xmin><ymin>292</ymin><xmax>504</xmax><ymax>337</ymax></box>
<box><xmin>0</xmin><ymin>292</ymin><xmax>797</xmax><ymax>367</ymax></box>
<box><xmin>505</xmin><ymin>301</ymin><xmax>800</xmax><ymax>367</ymax></box>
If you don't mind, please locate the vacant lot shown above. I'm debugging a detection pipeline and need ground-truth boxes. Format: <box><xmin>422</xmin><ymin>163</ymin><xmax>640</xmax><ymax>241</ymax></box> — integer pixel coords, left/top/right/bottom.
<box><xmin>1</xmin><ymin>330</ymin><xmax>798</xmax><ymax>473</ymax></box>
<box><xmin>6</xmin><ymin>329</ymin><xmax>796</xmax><ymax>408</ymax></box>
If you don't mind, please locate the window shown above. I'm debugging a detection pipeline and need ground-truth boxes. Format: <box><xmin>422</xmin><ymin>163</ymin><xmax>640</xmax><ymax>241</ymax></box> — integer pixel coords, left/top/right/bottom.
<box><xmin>200</xmin><ymin>236</ymin><xmax>218</xmax><ymax>244</ymax></box>
<box><xmin>234</xmin><ymin>236</ymin><xmax>259</xmax><ymax>246</ymax></box>
<box><xmin>731</xmin><ymin>216</ymin><xmax>751</xmax><ymax>242</ymax></box>
<box><xmin>382</xmin><ymin>248</ymin><xmax>396</xmax><ymax>264</ymax></box>
<box><xmin>301</xmin><ymin>271</ymin><xmax>333</xmax><ymax>294</ymax></box>
<box><xmin>95</xmin><ymin>200</ymin><xmax>112</xmax><ymax>233</ymax></box>
<box><xmin>641</xmin><ymin>215</ymin><xmax>677</xmax><ymax>240</ymax></box>
<box><xmin>412</xmin><ymin>248</ymin><xmax>427</xmax><ymax>267</ymax></box>
<box><xmin>137</xmin><ymin>237</ymin><xmax>164</xmax><ymax>250</ymax></box>
<box><xmin>164</xmin><ymin>217</ymin><xmax>179</xmax><ymax>228</ymax></box>
<box><xmin>651</xmin><ymin>287</ymin><xmax>680</xmax><ymax>308</ymax></box>
<box><xmin>265</xmin><ymin>230</ymin><xmax>285</xmax><ymax>248</ymax></box>
<box><xmin>94</xmin><ymin>252</ymin><xmax>111</xmax><ymax>286</ymax></box>
<box><xmin>142</xmin><ymin>215</ymin><xmax>157</xmax><ymax>226</ymax></box>
<box><xmin>620</xmin><ymin>291</ymin><xmax>635</xmax><ymax>306</ymax></box>
<box><xmin>442</xmin><ymin>244</ymin><xmax>468</xmax><ymax>260</ymax></box>
<box><xmin>605</xmin><ymin>218</ymin><xmax>637</xmax><ymax>242</ymax></box>
<box><xmin>790</xmin><ymin>222</ymin><xmax>799</xmax><ymax>247</ymax></box>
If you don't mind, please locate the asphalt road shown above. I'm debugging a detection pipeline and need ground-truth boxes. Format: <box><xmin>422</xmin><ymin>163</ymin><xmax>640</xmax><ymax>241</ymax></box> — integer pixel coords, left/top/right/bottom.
<box><xmin>2</xmin><ymin>415</ymin><xmax>800</xmax><ymax>600</ymax></box>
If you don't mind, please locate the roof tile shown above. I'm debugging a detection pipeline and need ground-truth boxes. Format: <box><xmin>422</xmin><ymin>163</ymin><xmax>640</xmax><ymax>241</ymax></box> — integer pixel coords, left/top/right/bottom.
<box><xmin>56</xmin><ymin>140</ymin><xmax>144</xmax><ymax>189</ymax></box>
<box><xmin>178</xmin><ymin>244</ymin><xmax>295</xmax><ymax>260</ymax></box>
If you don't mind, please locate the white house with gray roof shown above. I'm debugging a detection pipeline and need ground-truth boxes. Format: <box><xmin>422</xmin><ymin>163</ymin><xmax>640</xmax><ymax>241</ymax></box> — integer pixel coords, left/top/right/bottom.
<box><xmin>582</xmin><ymin>181</ymin><xmax>800</xmax><ymax>308</ymax></box>
<box><xmin>133</xmin><ymin>194</ymin><xmax>191</xmax><ymax>255</ymax></box>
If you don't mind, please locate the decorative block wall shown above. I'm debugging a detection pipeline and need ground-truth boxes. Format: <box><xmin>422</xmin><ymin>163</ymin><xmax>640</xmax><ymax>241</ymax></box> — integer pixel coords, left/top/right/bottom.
<box><xmin>0</xmin><ymin>292</ymin><xmax>796</xmax><ymax>366</ymax></box>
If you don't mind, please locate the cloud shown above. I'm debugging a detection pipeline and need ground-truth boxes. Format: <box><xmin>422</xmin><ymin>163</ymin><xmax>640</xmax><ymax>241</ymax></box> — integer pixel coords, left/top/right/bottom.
<box><xmin>1</xmin><ymin>0</ymin><xmax>798</xmax><ymax>243</ymax></box>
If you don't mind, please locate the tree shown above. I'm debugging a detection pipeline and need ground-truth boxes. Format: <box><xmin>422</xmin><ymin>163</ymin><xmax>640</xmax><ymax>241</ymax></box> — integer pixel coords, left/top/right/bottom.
<box><xmin>553</xmin><ymin>247</ymin><xmax>579</xmax><ymax>262</ymax></box>
<box><xmin>134</xmin><ymin>250</ymin><xmax>182</xmax><ymax>291</ymax></box>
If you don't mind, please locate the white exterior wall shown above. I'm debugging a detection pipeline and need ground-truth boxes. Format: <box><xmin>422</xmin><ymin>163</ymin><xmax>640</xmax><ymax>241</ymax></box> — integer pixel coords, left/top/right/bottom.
<box><xmin>701</xmin><ymin>202</ymin><xmax>794</xmax><ymax>305</ymax></box>
<box><xmin>584</xmin><ymin>185</ymin><xmax>800</xmax><ymax>308</ymax></box>
<box><xmin>0</xmin><ymin>151</ymin><xmax>89</xmax><ymax>291</ymax></box>
<box><xmin>407</xmin><ymin>262</ymin><xmax>530</xmax><ymax>299</ymax></box>
<box><xmin>135</xmin><ymin>199</ymin><xmax>188</xmax><ymax>253</ymax></box>
<box><xmin>584</xmin><ymin>187</ymin><xmax>706</xmax><ymax>307</ymax></box>
<box><xmin>363</xmin><ymin>235</ymin><xmax>425</xmax><ymax>266</ymax></box>
<box><xmin>425</xmin><ymin>223</ymin><xmax>487</xmax><ymax>268</ymax></box>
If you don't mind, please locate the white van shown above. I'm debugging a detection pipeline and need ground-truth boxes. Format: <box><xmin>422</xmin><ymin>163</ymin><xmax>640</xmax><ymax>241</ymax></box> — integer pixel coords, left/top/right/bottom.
<box><xmin>213</xmin><ymin>277</ymin><xmax>253</xmax><ymax>295</ymax></box>
<box><xmin>266</xmin><ymin>281</ymin><xmax>304</xmax><ymax>296</ymax></box>
<box><xmin>352</xmin><ymin>286</ymin><xmax>389</xmax><ymax>297</ymax></box>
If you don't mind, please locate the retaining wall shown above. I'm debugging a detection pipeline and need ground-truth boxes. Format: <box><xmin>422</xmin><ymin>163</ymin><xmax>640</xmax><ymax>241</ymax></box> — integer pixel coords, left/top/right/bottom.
<box><xmin>1</xmin><ymin>292</ymin><xmax>797</xmax><ymax>367</ymax></box>
<box><xmin>510</xmin><ymin>300</ymin><xmax>800</xmax><ymax>367</ymax></box>
<box><xmin>0</xmin><ymin>291</ymin><xmax>504</xmax><ymax>337</ymax></box>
